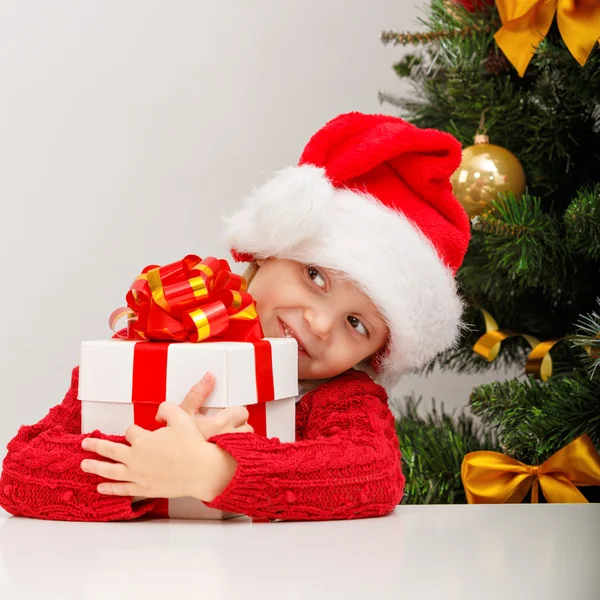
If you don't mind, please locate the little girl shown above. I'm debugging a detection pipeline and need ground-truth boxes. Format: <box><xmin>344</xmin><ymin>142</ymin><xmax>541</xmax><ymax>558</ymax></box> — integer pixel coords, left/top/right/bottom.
<box><xmin>0</xmin><ymin>112</ymin><xmax>470</xmax><ymax>522</ymax></box>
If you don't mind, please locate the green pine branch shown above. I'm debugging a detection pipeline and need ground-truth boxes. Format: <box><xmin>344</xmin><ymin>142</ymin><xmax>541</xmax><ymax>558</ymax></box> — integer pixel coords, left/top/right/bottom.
<box><xmin>395</xmin><ymin>396</ymin><xmax>498</xmax><ymax>504</ymax></box>
<box><xmin>469</xmin><ymin>368</ymin><xmax>600</xmax><ymax>465</ymax></box>
<box><xmin>429</xmin><ymin>186</ymin><xmax>600</xmax><ymax>376</ymax></box>
<box><xmin>565</xmin><ymin>184</ymin><xmax>600</xmax><ymax>260</ymax></box>
<box><xmin>571</xmin><ymin>299</ymin><xmax>600</xmax><ymax>377</ymax></box>
<box><xmin>471</xmin><ymin>193</ymin><xmax>566</xmax><ymax>297</ymax></box>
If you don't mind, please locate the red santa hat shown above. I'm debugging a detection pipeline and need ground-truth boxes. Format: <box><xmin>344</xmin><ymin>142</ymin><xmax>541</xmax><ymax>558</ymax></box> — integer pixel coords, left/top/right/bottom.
<box><xmin>223</xmin><ymin>112</ymin><xmax>471</xmax><ymax>387</ymax></box>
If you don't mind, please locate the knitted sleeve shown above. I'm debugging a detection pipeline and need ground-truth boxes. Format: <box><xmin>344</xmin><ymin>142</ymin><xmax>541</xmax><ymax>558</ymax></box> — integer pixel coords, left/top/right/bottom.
<box><xmin>203</xmin><ymin>371</ymin><xmax>405</xmax><ymax>521</ymax></box>
<box><xmin>0</xmin><ymin>367</ymin><xmax>157</xmax><ymax>522</ymax></box>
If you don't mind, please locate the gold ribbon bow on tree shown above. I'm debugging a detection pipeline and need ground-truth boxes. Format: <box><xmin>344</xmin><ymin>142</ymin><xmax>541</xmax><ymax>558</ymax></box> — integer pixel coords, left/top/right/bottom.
<box><xmin>494</xmin><ymin>0</ymin><xmax>600</xmax><ymax>77</ymax></box>
<box><xmin>462</xmin><ymin>434</ymin><xmax>600</xmax><ymax>503</ymax></box>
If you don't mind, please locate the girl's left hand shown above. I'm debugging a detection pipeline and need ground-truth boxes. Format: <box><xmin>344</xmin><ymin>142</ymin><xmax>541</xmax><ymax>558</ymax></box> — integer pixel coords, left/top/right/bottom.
<box><xmin>80</xmin><ymin>402</ymin><xmax>236</xmax><ymax>502</ymax></box>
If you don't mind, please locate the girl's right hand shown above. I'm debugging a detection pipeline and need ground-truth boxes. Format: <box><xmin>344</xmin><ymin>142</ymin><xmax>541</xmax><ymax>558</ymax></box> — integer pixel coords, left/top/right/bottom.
<box><xmin>176</xmin><ymin>373</ymin><xmax>254</xmax><ymax>438</ymax></box>
<box><xmin>134</xmin><ymin>374</ymin><xmax>251</xmax><ymax>504</ymax></box>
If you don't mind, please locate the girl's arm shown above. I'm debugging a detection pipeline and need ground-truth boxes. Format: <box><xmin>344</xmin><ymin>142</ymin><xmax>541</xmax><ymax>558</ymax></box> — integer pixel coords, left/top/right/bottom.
<box><xmin>203</xmin><ymin>371</ymin><xmax>405</xmax><ymax>521</ymax></box>
<box><xmin>0</xmin><ymin>367</ymin><xmax>157</xmax><ymax>521</ymax></box>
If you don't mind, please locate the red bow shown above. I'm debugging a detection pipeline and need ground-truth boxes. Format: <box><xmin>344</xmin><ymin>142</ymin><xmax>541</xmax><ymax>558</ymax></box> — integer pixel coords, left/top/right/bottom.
<box><xmin>110</xmin><ymin>255</ymin><xmax>263</xmax><ymax>343</ymax></box>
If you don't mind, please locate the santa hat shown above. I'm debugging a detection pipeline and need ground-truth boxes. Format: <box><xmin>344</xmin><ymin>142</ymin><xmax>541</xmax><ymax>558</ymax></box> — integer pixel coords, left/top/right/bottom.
<box><xmin>223</xmin><ymin>112</ymin><xmax>471</xmax><ymax>387</ymax></box>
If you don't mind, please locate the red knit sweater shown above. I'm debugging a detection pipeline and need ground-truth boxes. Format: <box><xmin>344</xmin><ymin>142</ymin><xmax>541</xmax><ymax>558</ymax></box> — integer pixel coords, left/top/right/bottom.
<box><xmin>0</xmin><ymin>367</ymin><xmax>404</xmax><ymax>522</ymax></box>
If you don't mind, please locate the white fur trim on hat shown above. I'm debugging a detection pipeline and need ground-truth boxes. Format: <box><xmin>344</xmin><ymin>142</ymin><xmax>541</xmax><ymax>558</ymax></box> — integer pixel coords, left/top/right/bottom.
<box><xmin>223</xmin><ymin>165</ymin><xmax>464</xmax><ymax>387</ymax></box>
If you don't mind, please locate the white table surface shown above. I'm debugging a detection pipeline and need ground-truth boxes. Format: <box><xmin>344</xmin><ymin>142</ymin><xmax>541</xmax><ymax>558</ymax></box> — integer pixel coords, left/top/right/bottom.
<box><xmin>0</xmin><ymin>504</ymin><xmax>598</xmax><ymax>600</ymax></box>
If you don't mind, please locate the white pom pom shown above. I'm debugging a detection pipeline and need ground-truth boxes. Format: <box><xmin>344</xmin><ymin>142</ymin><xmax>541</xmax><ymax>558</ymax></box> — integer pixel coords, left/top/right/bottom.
<box><xmin>223</xmin><ymin>165</ymin><xmax>335</xmax><ymax>256</ymax></box>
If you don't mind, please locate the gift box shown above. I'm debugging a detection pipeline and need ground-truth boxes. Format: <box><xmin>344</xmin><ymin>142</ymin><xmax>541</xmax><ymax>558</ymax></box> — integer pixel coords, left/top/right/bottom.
<box><xmin>78</xmin><ymin>337</ymin><xmax>298</xmax><ymax>519</ymax></box>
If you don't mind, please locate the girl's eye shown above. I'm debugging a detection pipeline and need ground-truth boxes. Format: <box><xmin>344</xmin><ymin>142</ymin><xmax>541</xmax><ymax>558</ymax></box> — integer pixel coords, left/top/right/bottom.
<box><xmin>307</xmin><ymin>266</ymin><xmax>327</xmax><ymax>289</ymax></box>
<box><xmin>348</xmin><ymin>315</ymin><xmax>368</xmax><ymax>337</ymax></box>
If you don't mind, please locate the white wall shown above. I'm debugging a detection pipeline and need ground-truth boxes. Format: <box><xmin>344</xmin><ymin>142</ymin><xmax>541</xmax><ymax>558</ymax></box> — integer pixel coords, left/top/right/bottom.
<box><xmin>0</xmin><ymin>0</ymin><xmax>510</xmax><ymax>461</ymax></box>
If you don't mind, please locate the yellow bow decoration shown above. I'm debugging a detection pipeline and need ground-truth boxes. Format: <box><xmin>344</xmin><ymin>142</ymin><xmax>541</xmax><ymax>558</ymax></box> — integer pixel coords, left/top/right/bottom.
<box><xmin>494</xmin><ymin>0</ymin><xmax>600</xmax><ymax>77</ymax></box>
<box><xmin>462</xmin><ymin>434</ymin><xmax>600</xmax><ymax>503</ymax></box>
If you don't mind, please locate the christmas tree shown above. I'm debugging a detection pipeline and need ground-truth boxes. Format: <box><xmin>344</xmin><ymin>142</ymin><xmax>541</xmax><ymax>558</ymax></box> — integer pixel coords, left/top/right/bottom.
<box><xmin>382</xmin><ymin>0</ymin><xmax>600</xmax><ymax>504</ymax></box>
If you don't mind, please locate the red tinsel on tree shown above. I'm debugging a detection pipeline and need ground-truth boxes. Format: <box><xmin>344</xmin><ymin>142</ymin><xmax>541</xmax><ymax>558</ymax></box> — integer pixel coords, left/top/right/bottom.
<box><xmin>450</xmin><ymin>0</ymin><xmax>494</xmax><ymax>12</ymax></box>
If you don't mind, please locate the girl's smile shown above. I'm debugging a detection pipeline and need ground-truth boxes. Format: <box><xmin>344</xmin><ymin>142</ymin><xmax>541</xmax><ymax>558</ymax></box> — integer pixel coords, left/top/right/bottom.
<box><xmin>278</xmin><ymin>318</ymin><xmax>311</xmax><ymax>358</ymax></box>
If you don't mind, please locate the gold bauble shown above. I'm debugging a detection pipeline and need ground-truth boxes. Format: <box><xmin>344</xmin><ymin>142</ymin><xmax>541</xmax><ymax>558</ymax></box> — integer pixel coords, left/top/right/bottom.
<box><xmin>451</xmin><ymin>134</ymin><xmax>526</xmax><ymax>219</ymax></box>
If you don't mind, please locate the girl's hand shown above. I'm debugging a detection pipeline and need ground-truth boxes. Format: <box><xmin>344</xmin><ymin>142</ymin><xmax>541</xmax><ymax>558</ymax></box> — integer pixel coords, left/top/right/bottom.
<box><xmin>80</xmin><ymin>402</ymin><xmax>237</xmax><ymax>501</ymax></box>
<box><xmin>178</xmin><ymin>372</ymin><xmax>254</xmax><ymax>438</ymax></box>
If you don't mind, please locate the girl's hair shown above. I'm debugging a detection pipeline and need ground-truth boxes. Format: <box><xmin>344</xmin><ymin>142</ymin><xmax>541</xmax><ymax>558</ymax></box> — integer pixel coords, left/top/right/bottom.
<box><xmin>242</xmin><ymin>261</ymin><xmax>259</xmax><ymax>288</ymax></box>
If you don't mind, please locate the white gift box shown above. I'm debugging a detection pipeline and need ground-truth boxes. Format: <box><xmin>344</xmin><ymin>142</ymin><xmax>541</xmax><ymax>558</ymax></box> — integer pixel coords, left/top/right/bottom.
<box><xmin>77</xmin><ymin>338</ymin><xmax>298</xmax><ymax>520</ymax></box>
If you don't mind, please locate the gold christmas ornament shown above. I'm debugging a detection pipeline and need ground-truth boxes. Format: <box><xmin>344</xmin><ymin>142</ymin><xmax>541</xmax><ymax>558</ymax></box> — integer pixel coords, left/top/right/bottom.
<box><xmin>451</xmin><ymin>132</ymin><xmax>526</xmax><ymax>219</ymax></box>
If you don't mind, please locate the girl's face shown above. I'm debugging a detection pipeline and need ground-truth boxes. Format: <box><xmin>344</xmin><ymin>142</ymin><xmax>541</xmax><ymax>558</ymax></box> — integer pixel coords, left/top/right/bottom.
<box><xmin>249</xmin><ymin>259</ymin><xmax>388</xmax><ymax>380</ymax></box>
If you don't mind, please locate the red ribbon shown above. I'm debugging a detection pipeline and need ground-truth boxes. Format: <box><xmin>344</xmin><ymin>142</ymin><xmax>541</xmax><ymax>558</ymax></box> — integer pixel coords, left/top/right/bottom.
<box><xmin>130</xmin><ymin>341</ymin><xmax>275</xmax><ymax>427</ymax></box>
<box><xmin>246</xmin><ymin>340</ymin><xmax>275</xmax><ymax>438</ymax></box>
<box><xmin>110</xmin><ymin>255</ymin><xmax>263</xmax><ymax>343</ymax></box>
